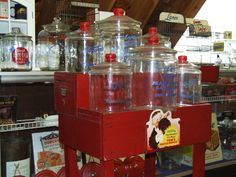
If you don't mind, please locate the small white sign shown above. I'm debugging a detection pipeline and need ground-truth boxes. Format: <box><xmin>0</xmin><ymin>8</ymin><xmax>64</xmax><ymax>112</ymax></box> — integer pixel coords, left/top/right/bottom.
<box><xmin>159</xmin><ymin>12</ymin><xmax>184</xmax><ymax>24</ymax></box>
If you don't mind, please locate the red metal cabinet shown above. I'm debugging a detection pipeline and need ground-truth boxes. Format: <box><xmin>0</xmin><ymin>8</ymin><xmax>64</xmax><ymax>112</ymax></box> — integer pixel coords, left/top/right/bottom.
<box><xmin>54</xmin><ymin>72</ymin><xmax>212</xmax><ymax>177</ymax></box>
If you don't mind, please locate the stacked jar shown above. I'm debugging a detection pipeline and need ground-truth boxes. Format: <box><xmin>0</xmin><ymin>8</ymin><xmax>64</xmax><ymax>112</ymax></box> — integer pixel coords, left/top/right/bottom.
<box><xmin>65</xmin><ymin>21</ymin><xmax>95</xmax><ymax>73</ymax></box>
<box><xmin>129</xmin><ymin>27</ymin><xmax>177</xmax><ymax>109</ymax></box>
<box><xmin>141</xmin><ymin>27</ymin><xmax>171</xmax><ymax>48</ymax></box>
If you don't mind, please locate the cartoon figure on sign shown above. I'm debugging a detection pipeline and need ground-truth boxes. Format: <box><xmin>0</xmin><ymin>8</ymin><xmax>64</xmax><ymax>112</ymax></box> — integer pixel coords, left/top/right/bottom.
<box><xmin>146</xmin><ymin>109</ymin><xmax>180</xmax><ymax>149</ymax></box>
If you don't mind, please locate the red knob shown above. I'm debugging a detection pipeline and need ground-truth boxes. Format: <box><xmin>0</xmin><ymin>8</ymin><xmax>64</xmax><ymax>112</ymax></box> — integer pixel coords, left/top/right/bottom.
<box><xmin>80</xmin><ymin>21</ymin><xmax>90</xmax><ymax>31</ymax></box>
<box><xmin>148</xmin><ymin>27</ymin><xmax>158</xmax><ymax>34</ymax></box>
<box><xmin>178</xmin><ymin>55</ymin><xmax>188</xmax><ymax>64</ymax></box>
<box><xmin>114</xmin><ymin>8</ymin><xmax>125</xmax><ymax>16</ymax></box>
<box><xmin>105</xmin><ymin>53</ymin><xmax>116</xmax><ymax>62</ymax></box>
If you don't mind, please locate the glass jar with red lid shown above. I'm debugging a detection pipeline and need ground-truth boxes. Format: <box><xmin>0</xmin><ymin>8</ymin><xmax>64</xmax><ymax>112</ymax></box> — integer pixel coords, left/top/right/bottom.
<box><xmin>96</xmin><ymin>8</ymin><xmax>142</xmax><ymax>65</ymax></box>
<box><xmin>65</xmin><ymin>21</ymin><xmax>94</xmax><ymax>73</ymax></box>
<box><xmin>89</xmin><ymin>53</ymin><xmax>132</xmax><ymax>112</ymax></box>
<box><xmin>130</xmin><ymin>31</ymin><xmax>177</xmax><ymax>109</ymax></box>
<box><xmin>177</xmin><ymin>55</ymin><xmax>202</xmax><ymax>105</ymax></box>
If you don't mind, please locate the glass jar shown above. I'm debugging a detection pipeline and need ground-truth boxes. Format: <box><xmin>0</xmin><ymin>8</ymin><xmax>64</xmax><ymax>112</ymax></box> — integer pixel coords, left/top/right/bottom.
<box><xmin>97</xmin><ymin>8</ymin><xmax>142</xmax><ymax>65</ymax></box>
<box><xmin>37</xmin><ymin>29</ymin><xmax>50</xmax><ymax>70</ymax></box>
<box><xmin>0</xmin><ymin>27</ymin><xmax>33</xmax><ymax>71</ymax></box>
<box><xmin>177</xmin><ymin>55</ymin><xmax>202</xmax><ymax>105</ymax></box>
<box><xmin>38</xmin><ymin>17</ymin><xmax>70</xmax><ymax>71</ymax></box>
<box><xmin>65</xmin><ymin>21</ymin><xmax>94</xmax><ymax>73</ymax></box>
<box><xmin>89</xmin><ymin>53</ymin><xmax>132</xmax><ymax>112</ymax></box>
<box><xmin>130</xmin><ymin>34</ymin><xmax>177</xmax><ymax>109</ymax></box>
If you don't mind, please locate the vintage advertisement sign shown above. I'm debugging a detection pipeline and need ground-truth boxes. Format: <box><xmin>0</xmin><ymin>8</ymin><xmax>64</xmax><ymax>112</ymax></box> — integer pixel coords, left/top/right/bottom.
<box><xmin>147</xmin><ymin>109</ymin><xmax>180</xmax><ymax>149</ymax></box>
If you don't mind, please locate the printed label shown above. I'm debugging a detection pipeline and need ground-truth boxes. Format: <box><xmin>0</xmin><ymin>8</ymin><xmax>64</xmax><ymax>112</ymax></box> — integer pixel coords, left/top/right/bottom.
<box><xmin>12</xmin><ymin>47</ymin><xmax>29</xmax><ymax>65</ymax></box>
<box><xmin>147</xmin><ymin>109</ymin><xmax>180</xmax><ymax>149</ymax></box>
<box><xmin>6</xmin><ymin>158</ymin><xmax>30</xmax><ymax>177</ymax></box>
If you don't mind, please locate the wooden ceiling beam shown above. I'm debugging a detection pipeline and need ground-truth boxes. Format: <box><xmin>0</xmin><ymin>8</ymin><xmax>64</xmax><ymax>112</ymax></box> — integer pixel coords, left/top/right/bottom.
<box><xmin>36</xmin><ymin>0</ymin><xmax>56</xmax><ymax>35</ymax></box>
<box><xmin>98</xmin><ymin>0</ymin><xmax>116</xmax><ymax>11</ymax></box>
<box><xmin>125</xmin><ymin>0</ymin><xmax>160</xmax><ymax>28</ymax></box>
<box><xmin>144</xmin><ymin>0</ymin><xmax>206</xmax><ymax>47</ymax></box>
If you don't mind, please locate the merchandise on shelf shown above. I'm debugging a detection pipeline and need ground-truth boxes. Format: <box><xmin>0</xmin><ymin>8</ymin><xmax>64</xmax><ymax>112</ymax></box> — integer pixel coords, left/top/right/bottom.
<box><xmin>202</xmin><ymin>83</ymin><xmax>225</xmax><ymax>97</ymax></box>
<box><xmin>1</xmin><ymin>131</ymin><xmax>31</xmax><ymax>177</ymax></box>
<box><xmin>0</xmin><ymin>27</ymin><xmax>33</xmax><ymax>71</ymax></box>
<box><xmin>0</xmin><ymin>95</ymin><xmax>17</xmax><ymax>125</ymax></box>
<box><xmin>37</xmin><ymin>17</ymin><xmax>71</xmax><ymax>71</ymax></box>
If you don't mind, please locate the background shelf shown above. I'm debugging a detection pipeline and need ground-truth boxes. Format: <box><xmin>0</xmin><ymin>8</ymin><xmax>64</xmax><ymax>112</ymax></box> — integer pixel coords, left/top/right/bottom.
<box><xmin>0</xmin><ymin>71</ymin><xmax>54</xmax><ymax>83</ymax></box>
<box><xmin>0</xmin><ymin>115</ymin><xmax>58</xmax><ymax>132</ymax></box>
<box><xmin>201</xmin><ymin>95</ymin><xmax>236</xmax><ymax>103</ymax></box>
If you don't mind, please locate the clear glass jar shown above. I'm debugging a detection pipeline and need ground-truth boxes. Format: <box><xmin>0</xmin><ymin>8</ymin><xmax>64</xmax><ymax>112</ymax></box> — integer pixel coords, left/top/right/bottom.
<box><xmin>89</xmin><ymin>53</ymin><xmax>132</xmax><ymax>112</ymax></box>
<box><xmin>177</xmin><ymin>55</ymin><xmax>202</xmax><ymax>105</ymax></box>
<box><xmin>38</xmin><ymin>17</ymin><xmax>70</xmax><ymax>71</ymax></box>
<box><xmin>0</xmin><ymin>27</ymin><xmax>33</xmax><ymax>71</ymax></box>
<box><xmin>37</xmin><ymin>29</ymin><xmax>50</xmax><ymax>70</ymax></box>
<box><xmin>65</xmin><ymin>22</ymin><xmax>94</xmax><ymax>73</ymax></box>
<box><xmin>130</xmin><ymin>35</ymin><xmax>177</xmax><ymax>109</ymax></box>
<box><xmin>97</xmin><ymin>8</ymin><xmax>142</xmax><ymax>65</ymax></box>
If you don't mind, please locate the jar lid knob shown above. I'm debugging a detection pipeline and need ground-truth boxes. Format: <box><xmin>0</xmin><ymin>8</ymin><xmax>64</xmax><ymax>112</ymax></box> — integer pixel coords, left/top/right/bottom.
<box><xmin>148</xmin><ymin>36</ymin><xmax>159</xmax><ymax>45</ymax></box>
<box><xmin>148</xmin><ymin>27</ymin><xmax>158</xmax><ymax>34</ymax></box>
<box><xmin>105</xmin><ymin>53</ymin><xmax>116</xmax><ymax>62</ymax></box>
<box><xmin>114</xmin><ymin>8</ymin><xmax>125</xmax><ymax>16</ymax></box>
<box><xmin>147</xmin><ymin>27</ymin><xmax>159</xmax><ymax>44</ymax></box>
<box><xmin>178</xmin><ymin>55</ymin><xmax>188</xmax><ymax>64</ymax></box>
<box><xmin>80</xmin><ymin>22</ymin><xmax>90</xmax><ymax>31</ymax></box>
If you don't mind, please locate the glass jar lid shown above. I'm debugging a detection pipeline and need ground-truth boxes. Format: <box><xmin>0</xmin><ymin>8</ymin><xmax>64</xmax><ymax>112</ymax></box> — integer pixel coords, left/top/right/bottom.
<box><xmin>97</xmin><ymin>8</ymin><xmax>141</xmax><ymax>31</ymax></box>
<box><xmin>43</xmin><ymin>17</ymin><xmax>71</xmax><ymax>34</ymax></box>
<box><xmin>178</xmin><ymin>55</ymin><xmax>199</xmax><ymax>69</ymax></box>
<box><xmin>142</xmin><ymin>27</ymin><xmax>171</xmax><ymax>46</ymax></box>
<box><xmin>90</xmin><ymin>53</ymin><xmax>131</xmax><ymax>75</ymax></box>
<box><xmin>66</xmin><ymin>22</ymin><xmax>93</xmax><ymax>39</ymax></box>
<box><xmin>2</xmin><ymin>27</ymin><xmax>32</xmax><ymax>40</ymax></box>
<box><xmin>131</xmin><ymin>36</ymin><xmax>176</xmax><ymax>61</ymax></box>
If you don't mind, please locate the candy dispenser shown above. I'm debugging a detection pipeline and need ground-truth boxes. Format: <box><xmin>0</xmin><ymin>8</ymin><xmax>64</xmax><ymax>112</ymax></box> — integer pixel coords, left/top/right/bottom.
<box><xmin>38</xmin><ymin>17</ymin><xmax>70</xmax><ymax>71</ymax></box>
<box><xmin>89</xmin><ymin>53</ymin><xmax>132</xmax><ymax>112</ymax></box>
<box><xmin>130</xmin><ymin>33</ymin><xmax>177</xmax><ymax>109</ymax></box>
<box><xmin>177</xmin><ymin>55</ymin><xmax>202</xmax><ymax>105</ymax></box>
<box><xmin>96</xmin><ymin>8</ymin><xmax>142</xmax><ymax>64</ymax></box>
<box><xmin>65</xmin><ymin>22</ymin><xmax>94</xmax><ymax>73</ymax></box>
<box><xmin>0</xmin><ymin>27</ymin><xmax>33</xmax><ymax>71</ymax></box>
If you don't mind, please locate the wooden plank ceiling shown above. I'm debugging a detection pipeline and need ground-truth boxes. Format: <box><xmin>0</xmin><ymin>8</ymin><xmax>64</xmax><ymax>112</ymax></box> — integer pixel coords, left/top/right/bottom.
<box><xmin>35</xmin><ymin>0</ymin><xmax>206</xmax><ymax>46</ymax></box>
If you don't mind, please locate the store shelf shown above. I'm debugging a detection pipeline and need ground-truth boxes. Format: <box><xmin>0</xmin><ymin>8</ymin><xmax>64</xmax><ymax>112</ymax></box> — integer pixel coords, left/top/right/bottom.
<box><xmin>0</xmin><ymin>71</ymin><xmax>54</xmax><ymax>83</ymax></box>
<box><xmin>201</xmin><ymin>95</ymin><xmax>236</xmax><ymax>103</ymax></box>
<box><xmin>0</xmin><ymin>115</ymin><xmax>58</xmax><ymax>132</ymax></box>
<box><xmin>158</xmin><ymin>159</ymin><xmax>236</xmax><ymax>177</ymax></box>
